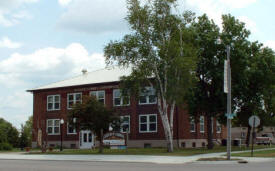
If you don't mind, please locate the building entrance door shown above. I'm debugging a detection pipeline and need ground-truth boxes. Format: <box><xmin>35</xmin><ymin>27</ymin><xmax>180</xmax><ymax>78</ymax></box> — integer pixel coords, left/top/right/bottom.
<box><xmin>79</xmin><ymin>130</ymin><xmax>94</xmax><ymax>149</ymax></box>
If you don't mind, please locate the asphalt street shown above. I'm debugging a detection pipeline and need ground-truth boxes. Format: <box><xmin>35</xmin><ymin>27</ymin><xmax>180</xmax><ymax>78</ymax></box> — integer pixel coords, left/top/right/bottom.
<box><xmin>0</xmin><ymin>159</ymin><xmax>274</xmax><ymax>171</ymax></box>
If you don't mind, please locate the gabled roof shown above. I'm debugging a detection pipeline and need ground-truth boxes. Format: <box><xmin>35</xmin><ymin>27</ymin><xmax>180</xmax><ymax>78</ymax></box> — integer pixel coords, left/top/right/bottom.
<box><xmin>27</xmin><ymin>66</ymin><xmax>132</xmax><ymax>92</ymax></box>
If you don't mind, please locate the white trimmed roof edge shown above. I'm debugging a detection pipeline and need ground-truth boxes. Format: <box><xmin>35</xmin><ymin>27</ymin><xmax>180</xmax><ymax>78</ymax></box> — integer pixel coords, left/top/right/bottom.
<box><xmin>27</xmin><ymin>66</ymin><xmax>132</xmax><ymax>92</ymax></box>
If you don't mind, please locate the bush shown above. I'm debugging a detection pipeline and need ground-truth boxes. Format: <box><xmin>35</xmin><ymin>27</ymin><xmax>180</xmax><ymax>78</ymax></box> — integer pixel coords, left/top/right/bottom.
<box><xmin>0</xmin><ymin>143</ymin><xmax>13</xmax><ymax>151</ymax></box>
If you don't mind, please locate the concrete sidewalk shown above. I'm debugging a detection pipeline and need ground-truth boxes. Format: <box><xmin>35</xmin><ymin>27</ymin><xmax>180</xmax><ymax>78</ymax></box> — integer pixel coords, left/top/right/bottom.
<box><xmin>0</xmin><ymin>148</ymin><xmax>275</xmax><ymax>164</ymax></box>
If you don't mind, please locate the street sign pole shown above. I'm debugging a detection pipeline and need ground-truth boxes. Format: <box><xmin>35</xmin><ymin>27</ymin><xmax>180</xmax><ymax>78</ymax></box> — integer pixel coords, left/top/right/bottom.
<box><xmin>226</xmin><ymin>45</ymin><xmax>232</xmax><ymax>160</ymax></box>
<box><xmin>251</xmin><ymin>117</ymin><xmax>256</xmax><ymax>157</ymax></box>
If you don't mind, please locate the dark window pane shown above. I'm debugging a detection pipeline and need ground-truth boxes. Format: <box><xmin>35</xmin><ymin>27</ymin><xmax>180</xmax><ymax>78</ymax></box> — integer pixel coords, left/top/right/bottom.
<box><xmin>68</xmin><ymin>101</ymin><xmax>73</xmax><ymax>108</ymax></box>
<box><xmin>114</xmin><ymin>98</ymin><xmax>121</xmax><ymax>106</ymax></box>
<box><xmin>140</xmin><ymin>116</ymin><xmax>147</xmax><ymax>123</ymax></box>
<box><xmin>139</xmin><ymin>96</ymin><xmax>147</xmax><ymax>104</ymax></box>
<box><xmin>149</xmin><ymin>95</ymin><xmax>156</xmax><ymax>103</ymax></box>
<box><xmin>68</xmin><ymin>124</ymin><xmax>75</xmax><ymax>133</ymax></box>
<box><xmin>68</xmin><ymin>95</ymin><xmax>74</xmax><ymax>101</ymax></box>
<box><xmin>88</xmin><ymin>133</ymin><xmax>92</xmax><ymax>142</ymax></box>
<box><xmin>149</xmin><ymin>123</ymin><xmax>156</xmax><ymax>131</ymax></box>
<box><xmin>48</xmin><ymin>127</ymin><xmax>52</xmax><ymax>134</ymax></box>
<box><xmin>75</xmin><ymin>94</ymin><xmax>81</xmax><ymax>100</ymax></box>
<box><xmin>54</xmin><ymin>103</ymin><xmax>59</xmax><ymax>109</ymax></box>
<box><xmin>54</xmin><ymin>127</ymin><xmax>59</xmax><ymax>134</ymax></box>
<box><xmin>122</xmin><ymin>124</ymin><xmax>129</xmax><ymax>132</ymax></box>
<box><xmin>83</xmin><ymin>133</ymin><xmax>87</xmax><ymax>142</ymax></box>
<box><xmin>140</xmin><ymin>124</ymin><xmax>147</xmax><ymax>131</ymax></box>
<box><xmin>54</xmin><ymin>96</ymin><xmax>60</xmax><ymax>102</ymax></box>
<box><xmin>48</xmin><ymin>103</ymin><xmax>53</xmax><ymax>110</ymax></box>
<box><xmin>149</xmin><ymin>115</ymin><xmax>156</xmax><ymax>122</ymax></box>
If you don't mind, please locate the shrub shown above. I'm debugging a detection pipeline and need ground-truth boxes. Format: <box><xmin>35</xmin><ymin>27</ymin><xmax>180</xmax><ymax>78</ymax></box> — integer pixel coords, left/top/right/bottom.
<box><xmin>0</xmin><ymin>143</ymin><xmax>13</xmax><ymax>151</ymax></box>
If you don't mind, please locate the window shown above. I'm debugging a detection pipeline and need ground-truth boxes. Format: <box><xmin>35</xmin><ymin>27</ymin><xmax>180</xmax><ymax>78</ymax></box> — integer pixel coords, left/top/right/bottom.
<box><xmin>216</xmin><ymin>120</ymin><xmax>221</xmax><ymax>133</ymax></box>
<box><xmin>139</xmin><ymin>114</ymin><xmax>157</xmax><ymax>133</ymax></box>
<box><xmin>90</xmin><ymin>91</ymin><xmax>105</xmax><ymax>104</ymax></box>
<box><xmin>190</xmin><ymin>117</ymin><xmax>196</xmax><ymax>132</ymax></box>
<box><xmin>200</xmin><ymin>116</ymin><xmax>204</xmax><ymax>133</ymax></box>
<box><xmin>139</xmin><ymin>87</ymin><xmax>157</xmax><ymax>105</ymax></box>
<box><xmin>241</xmin><ymin>132</ymin><xmax>245</xmax><ymax>138</ymax></box>
<box><xmin>67</xmin><ymin>123</ymin><xmax>76</xmax><ymax>134</ymax></box>
<box><xmin>120</xmin><ymin>115</ymin><xmax>130</xmax><ymax>133</ymax></box>
<box><xmin>47</xmin><ymin>95</ymin><xmax>60</xmax><ymax>111</ymax></box>
<box><xmin>67</xmin><ymin>93</ymin><xmax>82</xmax><ymax>109</ymax></box>
<box><xmin>47</xmin><ymin>119</ymin><xmax>60</xmax><ymax>135</ymax></box>
<box><xmin>113</xmin><ymin>89</ymin><xmax>130</xmax><ymax>106</ymax></box>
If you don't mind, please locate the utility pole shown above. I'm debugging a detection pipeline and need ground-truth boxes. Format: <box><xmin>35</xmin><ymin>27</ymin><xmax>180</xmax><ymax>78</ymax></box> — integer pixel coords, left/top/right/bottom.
<box><xmin>226</xmin><ymin>45</ymin><xmax>232</xmax><ymax>160</ymax></box>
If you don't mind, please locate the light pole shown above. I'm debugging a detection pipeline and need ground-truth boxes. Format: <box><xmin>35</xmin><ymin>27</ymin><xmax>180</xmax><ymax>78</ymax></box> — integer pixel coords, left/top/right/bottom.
<box><xmin>60</xmin><ymin>119</ymin><xmax>64</xmax><ymax>151</ymax></box>
<box><xmin>226</xmin><ymin>45</ymin><xmax>232</xmax><ymax>160</ymax></box>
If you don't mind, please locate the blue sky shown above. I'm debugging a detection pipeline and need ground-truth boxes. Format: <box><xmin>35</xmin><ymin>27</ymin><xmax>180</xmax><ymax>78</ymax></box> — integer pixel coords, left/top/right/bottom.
<box><xmin>0</xmin><ymin>0</ymin><xmax>275</xmax><ymax>128</ymax></box>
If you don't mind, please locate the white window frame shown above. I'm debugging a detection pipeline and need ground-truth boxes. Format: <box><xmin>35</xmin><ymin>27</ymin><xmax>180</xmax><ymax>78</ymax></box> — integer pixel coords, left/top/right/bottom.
<box><xmin>90</xmin><ymin>90</ymin><xmax>105</xmax><ymax>104</ymax></box>
<box><xmin>200</xmin><ymin>116</ymin><xmax>205</xmax><ymax>133</ymax></box>
<box><xmin>120</xmin><ymin>115</ymin><xmax>130</xmax><ymax>133</ymax></box>
<box><xmin>113</xmin><ymin>89</ymin><xmax>130</xmax><ymax>106</ymax></box>
<box><xmin>139</xmin><ymin>87</ymin><xmax>157</xmax><ymax>105</ymax></box>
<box><xmin>47</xmin><ymin>95</ymin><xmax>60</xmax><ymax>111</ymax></box>
<box><xmin>139</xmin><ymin>114</ymin><xmax>157</xmax><ymax>133</ymax></box>
<box><xmin>216</xmin><ymin>120</ymin><xmax>221</xmax><ymax>133</ymax></box>
<box><xmin>67</xmin><ymin>122</ymin><xmax>77</xmax><ymax>135</ymax></box>
<box><xmin>190</xmin><ymin>117</ymin><xmax>196</xmax><ymax>132</ymax></box>
<box><xmin>47</xmin><ymin>119</ymin><xmax>60</xmax><ymax>135</ymax></box>
<box><xmin>67</xmin><ymin>93</ymin><xmax>82</xmax><ymax>109</ymax></box>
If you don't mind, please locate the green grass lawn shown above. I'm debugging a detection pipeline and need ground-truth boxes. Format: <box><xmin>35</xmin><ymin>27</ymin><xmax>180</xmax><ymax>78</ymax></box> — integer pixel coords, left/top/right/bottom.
<box><xmin>232</xmin><ymin>149</ymin><xmax>275</xmax><ymax>157</ymax></box>
<box><xmin>28</xmin><ymin>145</ymin><xmax>275</xmax><ymax>156</ymax></box>
<box><xmin>0</xmin><ymin>148</ymin><xmax>22</xmax><ymax>153</ymax></box>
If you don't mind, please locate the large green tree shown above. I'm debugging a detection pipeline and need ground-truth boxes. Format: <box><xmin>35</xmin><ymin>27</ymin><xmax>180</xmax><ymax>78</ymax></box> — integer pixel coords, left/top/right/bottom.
<box><xmin>233</xmin><ymin>45</ymin><xmax>275</xmax><ymax>146</ymax></box>
<box><xmin>104</xmin><ymin>0</ymin><xmax>197</xmax><ymax>152</ymax></box>
<box><xmin>186</xmin><ymin>14</ymin><xmax>225</xmax><ymax>149</ymax></box>
<box><xmin>19</xmin><ymin>116</ymin><xmax>33</xmax><ymax>148</ymax></box>
<box><xmin>0</xmin><ymin>118</ymin><xmax>19</xmax><ymax>148</ymax></box>
<box><xmin>68</xmin><ymin>96</ymin><xmax>119</xmax><ymax>153</ymax></box>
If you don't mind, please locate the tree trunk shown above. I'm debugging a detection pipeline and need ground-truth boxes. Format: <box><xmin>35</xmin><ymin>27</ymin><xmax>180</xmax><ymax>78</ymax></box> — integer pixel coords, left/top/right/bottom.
<box><xmin>246</xmin><ymin>126</ymin><xmax>251</xmax><ymax>147</ymax></box>
<box><xmin>167</xmin><ymin>129</ymin><xmax>174</xmax><ymax>152</ymax></box>
<box><xmin>99</xmin><ymin>129</ymin><xmax>104</xmax><ymax>153</ymax></box>
<box><xmin>207</xmin><ymin>116</ymin><xmax>214</xmax><ymax>149</ymax></box>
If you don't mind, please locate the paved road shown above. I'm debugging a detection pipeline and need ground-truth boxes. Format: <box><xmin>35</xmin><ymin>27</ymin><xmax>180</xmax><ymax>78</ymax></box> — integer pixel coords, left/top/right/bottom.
<box><xmin>0</xmin><ymin>159</ymin><xmax>274</xmax><ymax>171</ymax></box>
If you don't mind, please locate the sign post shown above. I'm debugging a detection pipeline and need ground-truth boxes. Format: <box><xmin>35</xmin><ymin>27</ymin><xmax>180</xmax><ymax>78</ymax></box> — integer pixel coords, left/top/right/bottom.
<box><xmin>249</xmin><ymin>115</ymin><xmax>260</xmax><ymax>157</ymax></box>
<box><xmin>225</xmin><ymin>45</ymin><xmax>232</xmax><ymax>160</ymax></box>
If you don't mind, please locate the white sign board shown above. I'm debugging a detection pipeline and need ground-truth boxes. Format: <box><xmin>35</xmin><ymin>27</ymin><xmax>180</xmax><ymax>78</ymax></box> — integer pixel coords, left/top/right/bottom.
<box><xmin>103</xmin><ymin>132</ymin><xmax>125</xmax><ymax>146</ymax></box>
<box><xmin>224</xmin><ymin>60</ymin><xmax>228</xmax><ymax>93</ymax></box>
<box><xmin>249</xmin><ymin>115</ymin><xmax>260</xmax><ymax>128</ymax></box>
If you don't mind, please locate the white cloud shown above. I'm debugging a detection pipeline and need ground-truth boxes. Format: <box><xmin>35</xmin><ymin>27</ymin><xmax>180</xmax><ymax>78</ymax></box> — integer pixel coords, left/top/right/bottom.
<box><xmin>219</xmin><ymin>0</ymin><xmax>257</xmax><ymax>9</ymax></box>
<box><xmin>265</xmin><ymin>40</ymin><xmax>275</xmax><ymax>51</ymax></box>
<box><xmin>57</xmin><ymin>0</ymin><xmax>128</xmax><ymax>34</ymax></box>
<box><xmin>58</xmin><ymin>0</ymin><xmax>72</xmax><ymax>7</ymax></box>
<box><xmin>0</xmin><ymin>43</ymin><xmax>105</xmax><ymax>87</ymax></box>
<box><xmin>238</xmin><ymin>16</ymin><xmax>258</xmax><ymax>33</ymax></box>
<box><xmin>0</xmin><ymin>43</ymin><xmax>105</xmax><ymax>128</ymax></box>
<box><xmin>184</xmin><ymin>0</ymin><xmax>257</xmax><ymax>28</ymax></box>
<box><xmin>0</xmin><ymin>37</ymin><xmax>22</xmax><ymax>49</ymax></box>
<box><xmin>0</xmin><ymin>0</ymin><xmax>39</xmax><ymax>26</ymax></box>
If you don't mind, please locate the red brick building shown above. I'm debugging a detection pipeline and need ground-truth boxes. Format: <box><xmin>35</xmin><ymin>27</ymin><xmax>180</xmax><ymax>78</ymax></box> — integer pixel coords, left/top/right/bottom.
<box><xmin>28</xmin><ymin>67</ymin><xmax>226</xmax><ymax>149</ymax></box>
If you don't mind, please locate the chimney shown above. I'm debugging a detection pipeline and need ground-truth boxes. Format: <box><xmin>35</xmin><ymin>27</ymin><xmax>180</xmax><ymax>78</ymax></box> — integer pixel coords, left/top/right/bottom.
<box><xmin>82</xmin><ymin>69</ymin><xmax>87</xmax><ymax>75</ymax></box>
